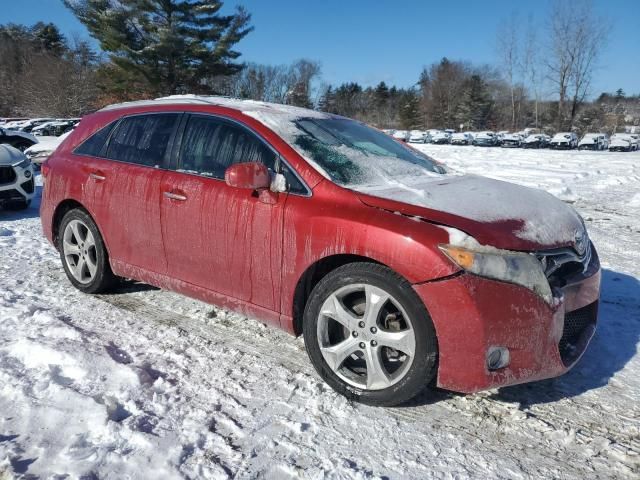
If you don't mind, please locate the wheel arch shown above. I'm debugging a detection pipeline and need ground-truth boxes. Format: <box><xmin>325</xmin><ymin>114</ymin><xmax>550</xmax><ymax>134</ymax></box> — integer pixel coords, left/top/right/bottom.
<box><xmin>52</xmin><ymin>200</ymin><xmax>112</xmax><ymax>261</ymax></box>
<box><xmin>291</xmin><ymin>254</ymin><xmax>414</xmax><ymax>336</ymax></box>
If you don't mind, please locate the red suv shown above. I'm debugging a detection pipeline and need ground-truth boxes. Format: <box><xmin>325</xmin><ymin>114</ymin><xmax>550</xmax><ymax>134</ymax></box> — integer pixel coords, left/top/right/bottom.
<box><xmin>41</xmin><ymin>96</ymin><xmax>601</xmax><ymax>406</ymax></box>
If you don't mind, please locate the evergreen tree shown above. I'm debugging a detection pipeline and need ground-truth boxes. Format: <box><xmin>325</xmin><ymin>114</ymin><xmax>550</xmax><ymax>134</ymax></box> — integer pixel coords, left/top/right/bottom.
<box><xmin>31</xmin><ymin>22</ymin><xmax>67</xmax><ymax>56</ymax></box>
<box><xmin>64</xmin><ymin>0</ymin><xmax>253</xmax><ymax>95</ymax></box>
<box><xmin>615</xmin><ymin>88</ymin><xmax>625</xmax><ymax>99</ymax></box>
<box><xmin>398</xmin><ymin>90</ymin><xmax>421</xmax><ymax>130</ymax></box>
<box><xmin>456</xmin><ymin>74</ymin><xmax>492</xmax><ymax>130</ymax></box>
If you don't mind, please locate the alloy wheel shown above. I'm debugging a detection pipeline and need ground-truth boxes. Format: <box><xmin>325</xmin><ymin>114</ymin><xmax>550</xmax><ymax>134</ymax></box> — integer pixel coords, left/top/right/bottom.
<box><xmin>317</xmin><ymin>283</ymin><xmax>416</xmax><ymax>390</ymax></box>
<box><xmin>62</xmin><ymin>219</ymin><xmax>98</xmax><ymax>284</ymax></box>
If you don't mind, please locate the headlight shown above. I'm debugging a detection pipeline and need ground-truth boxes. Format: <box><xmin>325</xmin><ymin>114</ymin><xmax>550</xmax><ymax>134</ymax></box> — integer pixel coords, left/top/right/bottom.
<box><xmin>12</xmin><ymin>158</ymin><xmax>31</xmax><ymax>169</ymax></box>
<box><xmin>439</xmin><ymin>244</ymin><xmax>552</xmax><ymax>303</ymax></box>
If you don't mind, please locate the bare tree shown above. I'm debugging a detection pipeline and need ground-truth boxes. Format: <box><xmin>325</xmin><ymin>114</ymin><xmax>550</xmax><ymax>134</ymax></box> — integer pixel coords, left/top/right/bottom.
<box><xmin>522</xmin><ymin>16</ymin><xmax>542</xmax><ymax>129</ymax></box>
<box><xmin>546</xmin><ymin>0</ymin><xmax>610</xmax><ymax>130</ymax></box>
<box><xmin>496</xmin><ymin>13</ymin><xmax>521</xmax><ymax>130</ymax></box>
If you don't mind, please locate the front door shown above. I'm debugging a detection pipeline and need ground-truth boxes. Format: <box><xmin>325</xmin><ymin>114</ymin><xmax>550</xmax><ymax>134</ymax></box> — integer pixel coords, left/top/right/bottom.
<box><xmin>160</xmin><ymin>114</ymin><xmax>286</xmax><ymax>312</ymax></box>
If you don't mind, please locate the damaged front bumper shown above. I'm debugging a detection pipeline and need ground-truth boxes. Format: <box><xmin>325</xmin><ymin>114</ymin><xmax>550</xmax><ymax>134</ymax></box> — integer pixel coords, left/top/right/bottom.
<box><xmin>414</xmin><ymin>246</ymin><xmax>601</xmax><ymax>393</ymax></box>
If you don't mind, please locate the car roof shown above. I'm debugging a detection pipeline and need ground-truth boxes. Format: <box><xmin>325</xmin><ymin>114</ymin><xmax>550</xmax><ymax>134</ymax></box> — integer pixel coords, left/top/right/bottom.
<box><xmin>99</xmin><ymin>94</ymin><xmax>335</xmax><ymax>120</ymax></box>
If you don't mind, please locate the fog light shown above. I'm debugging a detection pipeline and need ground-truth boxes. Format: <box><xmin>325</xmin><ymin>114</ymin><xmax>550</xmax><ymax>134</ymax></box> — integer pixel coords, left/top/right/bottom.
<box><xmin>487</xmin><ymin>346</ymin><xmax>510</xmax><ymax>371</ymax></box>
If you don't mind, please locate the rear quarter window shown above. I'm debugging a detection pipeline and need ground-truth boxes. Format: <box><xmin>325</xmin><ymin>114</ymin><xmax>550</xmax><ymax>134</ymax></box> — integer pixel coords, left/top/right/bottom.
<box><xmin>74</xmin><ymin>122</ymin><xmax>116</xmax><ymax>157</ymax></box>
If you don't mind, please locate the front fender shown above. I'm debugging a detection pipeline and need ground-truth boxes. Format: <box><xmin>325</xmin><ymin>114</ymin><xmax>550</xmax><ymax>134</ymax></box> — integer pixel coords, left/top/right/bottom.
<box><xmin>280</xmin><ymin>182</ymin><xmax>459</xmax><ymax>319</ymax></box>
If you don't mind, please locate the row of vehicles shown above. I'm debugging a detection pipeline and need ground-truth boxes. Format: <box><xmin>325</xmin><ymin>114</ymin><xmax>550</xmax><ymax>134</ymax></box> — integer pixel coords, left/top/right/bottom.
<box><xmin>386</xmin><ymin>129</ymin><xmax>640</xmax><ymax>152</ymax></box>
<box><xmin>0</xmin><ymin>117</ymin><xmax>79</xmax><ymax>166</ymax></box>
<box><xmin>0</xmin><ymin>117</ymin><xmax>80</xmax><ymax>136</ymax></box>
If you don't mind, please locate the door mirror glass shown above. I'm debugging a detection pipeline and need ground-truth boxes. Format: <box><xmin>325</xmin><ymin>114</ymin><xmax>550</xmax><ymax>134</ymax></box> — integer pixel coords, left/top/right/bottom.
<box><xmin>224</xmin><ymin>162</ymin><xmax>271</xmax><ymax>190</ymax></box>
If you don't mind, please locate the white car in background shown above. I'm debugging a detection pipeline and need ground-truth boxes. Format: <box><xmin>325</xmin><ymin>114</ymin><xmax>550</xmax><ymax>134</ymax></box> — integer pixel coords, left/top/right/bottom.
<box><xmin>392</xmin><ymin>130</ymin><xmax>409</xmax><ymax>142</ymax></box>
<box><xmin>549</xmin><ymin>132</ymin><xmax>578</xmax><ymax>149</ymax></box>
<box><xmin>431</xmin><ymin>131</ymin><xmax>451</xmax><ymax>144</ymax></box>
<box><xmin>609</xmin><ymin>133</ymin><xmax>639</xmax><ymax>152</ymax></box>
<box><xmin>501</xmin><ymin>133</ymin><xmax>524</xmax><ymax>148</ymax></box>
<box><xmin>578</xmin><ymin>133</ymin><xmax>609</xmax><ymax>151</ymax></box>
<box><xmin>0</xmin><ymin>144</ymin><xmax>35</xmax><ymax>210</ymax></box>
<box><xmin>473</xmin><ymin>131</ymin><xmax>499</xmax><ymax>146</ymax></box>
<box><xmin>450</xmin><ymin>132</ymin><xmax>473</xmax><ymax>145</ymax></box>
<box><xmin>24</xmin><ymin>130</ymin><xmax>71</xmax><ymax>166</ymax></box>
<box><xmin>522</xmin><ymin>134</ymin><xmax>551</xmax><ymax>149</ymax></box>
<box><xmin>408</xmin><ymin>130</ymin><xmax>428</xmax><ymax>143</ymax></box>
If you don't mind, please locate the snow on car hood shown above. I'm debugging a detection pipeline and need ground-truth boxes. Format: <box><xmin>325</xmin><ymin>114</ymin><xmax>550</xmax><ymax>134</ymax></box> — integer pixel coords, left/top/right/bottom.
<box><xmin>0</xmin><ymin>144</ymin><xmax>27</xmax><ymax>166</ymax></box>
<box><xmin>610</xmin><ymin>137</ymin><xmax>631</xmax><ymax>147</ymax></box>
<box><xmin>353</xmin><ymin>174</ymin><xmax>585</xmax><ymax>251</ymax></box>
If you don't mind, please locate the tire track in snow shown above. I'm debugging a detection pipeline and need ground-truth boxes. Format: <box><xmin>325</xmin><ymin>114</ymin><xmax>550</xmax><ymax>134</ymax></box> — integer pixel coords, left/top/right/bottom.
<box><xmin>94</xmin><ymin>288</ymin><xmax>639</xmax><ymax>477</ymax></box>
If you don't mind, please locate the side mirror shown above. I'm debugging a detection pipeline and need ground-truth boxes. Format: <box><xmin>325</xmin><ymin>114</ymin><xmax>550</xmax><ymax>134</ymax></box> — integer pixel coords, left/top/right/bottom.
<box><xmin>224</xmin><ymin>162</ymin><xmax>270</xmax><ymax>190</ymax></box>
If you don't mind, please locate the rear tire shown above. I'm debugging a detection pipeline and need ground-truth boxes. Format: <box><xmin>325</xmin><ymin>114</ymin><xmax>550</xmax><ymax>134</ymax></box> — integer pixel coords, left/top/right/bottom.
<box><xmin>58</xmin><ymin>209</ymin><xmax>117</xmax><ymax>294</ymax></box>
<box><xmin>303</xmin><ymin>263</ymin><xmax>438</xmax><ymax>406</ymax></box>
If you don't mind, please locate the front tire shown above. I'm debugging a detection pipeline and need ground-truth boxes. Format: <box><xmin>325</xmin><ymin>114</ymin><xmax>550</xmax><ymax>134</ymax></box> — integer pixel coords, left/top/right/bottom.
<box><xmin>58</xmin><ymin>209</ymin><xmax>117</xmax><ymax>294</ymax></box>
<box><xmin>303</xmin><ymin>263</ymin><xmax>438</xmax><ymax>406</ymax></box>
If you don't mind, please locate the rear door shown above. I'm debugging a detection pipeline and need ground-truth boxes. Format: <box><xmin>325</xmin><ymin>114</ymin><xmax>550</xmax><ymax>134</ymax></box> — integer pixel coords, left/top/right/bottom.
<box><xmin>78</xmin><ymin>113</ymin><xmax>180</xmax><ymax>275</ymax></box>
<box><xmin>160</xmin><ymin>114</ymin><xmax>289</xmax><ymax>311</ymax></box>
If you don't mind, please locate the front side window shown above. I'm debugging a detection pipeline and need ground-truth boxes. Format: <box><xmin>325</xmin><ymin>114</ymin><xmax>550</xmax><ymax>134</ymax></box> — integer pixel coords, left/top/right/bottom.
<box><xmin>291</xmin><ymin>118</ymin><xmax>445</xmax><ymax>186</ymax></box>
<box><xmin>105</xmin><ymin>114</ymin><xmax>179</xmax><ymax>167</ymax></box>
<box><xmin>178</xmin><ymin>115</ymin><xmax>277</xmax><ymax>179</ymax></box>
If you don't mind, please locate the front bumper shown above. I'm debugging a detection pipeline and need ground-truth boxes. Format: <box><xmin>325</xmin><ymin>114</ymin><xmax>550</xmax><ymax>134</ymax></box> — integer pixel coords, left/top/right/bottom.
<box><xmin>0</xmin><ymin>164</ymin><xmax>35</xmax><ymax>205</ymax></box>
<box><xmin>414</xmin><ymin>247</ymin><xmax>601</xmax><ymax>393</ymax></box>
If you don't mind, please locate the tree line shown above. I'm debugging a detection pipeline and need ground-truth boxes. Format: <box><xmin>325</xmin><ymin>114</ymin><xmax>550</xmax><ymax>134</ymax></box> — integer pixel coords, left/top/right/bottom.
<box><xmin>1</xmin><ymin>0</ymin><xmax>637</xmax><ymax>135</ymax></box>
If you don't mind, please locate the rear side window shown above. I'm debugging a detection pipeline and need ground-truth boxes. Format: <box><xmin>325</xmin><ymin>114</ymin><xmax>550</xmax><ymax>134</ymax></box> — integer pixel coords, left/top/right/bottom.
<box><xmin>74</xmin><ymin>122</ymin><xmax>116</xmax><ymax>157</ymax></box>
<box><xmin>105</xmin><ymin>114</ymin><xmax>179</xmax><ymax>167</ymax></box>
<box><xmin>178</xmin><ymin>115</ymin><xmax>276</xmax><ymax>179</ymax></box>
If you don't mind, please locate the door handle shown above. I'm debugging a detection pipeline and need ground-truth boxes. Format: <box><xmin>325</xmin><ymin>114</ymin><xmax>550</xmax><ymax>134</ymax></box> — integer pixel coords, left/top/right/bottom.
<box><xmin>89</xmin><ymin>172</ymin><xmax>106</xmax><ymax>181</ymax></box>
<box><xmin>163</xmin><ymin>191</ymin><xmax>187</xmax><ymax>201</ymax></box>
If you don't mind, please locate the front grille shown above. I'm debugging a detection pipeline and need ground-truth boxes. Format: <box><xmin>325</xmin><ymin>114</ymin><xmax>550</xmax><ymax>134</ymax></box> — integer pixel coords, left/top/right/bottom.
<box><xmin>0</xmin><ymin>189</ymin><xmax>20</xmax><ymax>200</ymax></box>
<box><xmin>21</xmin><ymin>178</ymin><xmax>34</xmax><ymax>194</ymax></box>
<box><xmin>559</xmin><ymin>301</ymin><xmax>598</xmax><ymax>366</ymax></box>
<box><xmin>0</xmin><ymin>166</ymin><xmax>16</xmax><ymax>185</ymax></box>
<box><xmin>538</xmin><ymin>242</ymin><xmax>592</xmax><ymax>288</ymax></box>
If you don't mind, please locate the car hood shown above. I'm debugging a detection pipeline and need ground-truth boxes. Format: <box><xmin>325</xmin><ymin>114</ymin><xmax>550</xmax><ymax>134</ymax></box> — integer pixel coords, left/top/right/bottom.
<box><xmin>610</xmin><ymin>138</ymin><xmax>631</xmax><ymax>146</ymax></box>
<box><xmin>353</xmin><ymin>174</ymin><xmax>584</xmax><ymax>251</ymax></box>
<box><xmin>0</xmin><ymin>144</ymin><xmax>27</xmax><ymax>166</ymax></box>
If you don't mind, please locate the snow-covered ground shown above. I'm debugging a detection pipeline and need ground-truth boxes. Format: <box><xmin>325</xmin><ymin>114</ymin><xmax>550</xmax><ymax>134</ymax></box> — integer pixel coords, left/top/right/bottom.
<box><xmin>1</xmin><ymin>146</ymin><xmax>639</xmax><ymax>479</ymax></box>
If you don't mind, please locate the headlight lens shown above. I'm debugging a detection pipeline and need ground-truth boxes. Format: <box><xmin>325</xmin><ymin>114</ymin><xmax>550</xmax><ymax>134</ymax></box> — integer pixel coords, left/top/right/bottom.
<box><xmin>439</xmin><ymin>244</ymin><xmax>552</xmax><ymax>303</ymax></box>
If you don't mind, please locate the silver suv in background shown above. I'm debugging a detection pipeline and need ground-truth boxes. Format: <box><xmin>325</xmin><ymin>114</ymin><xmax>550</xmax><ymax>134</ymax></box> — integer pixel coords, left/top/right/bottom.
<box><xmin>549</xmin><ymin>132</ymin><xmax>578</xmax><ymax>149</ymax></box>
<box><xmin>0</xmin><ymin>144</ymin><xmax>35</xmax><ymax>210</ymax></box>
<box><xmin>578</xmin><ymin>133</ymin><xmax>609</xmax><ymax>151</ymax></box>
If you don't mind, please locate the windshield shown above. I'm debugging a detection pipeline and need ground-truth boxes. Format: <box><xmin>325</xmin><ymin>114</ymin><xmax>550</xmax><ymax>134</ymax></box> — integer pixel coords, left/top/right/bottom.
<box><xmin>292</xmin><ymin>118</ymin><xmax>445</xmax><ymax>186</ymax></box>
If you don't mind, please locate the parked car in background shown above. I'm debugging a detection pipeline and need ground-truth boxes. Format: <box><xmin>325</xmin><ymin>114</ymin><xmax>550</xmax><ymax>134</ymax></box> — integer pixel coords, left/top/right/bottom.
<box><xmin>431</xmin><ymin>131</ymin><xmax>451</xmax><ymax>144</ymax></box>
<box><xmin>25</xmin><ymin>131</ymin><xmax>71</xmax><ymax>166</ymax></box>
<box><xmin>32</xmin><ymin>120</ymin><xmax>78</xmax><ymax>137</ymax></box>
<box><xmin>578</xmin><ymin>133</ymin><xmax>609</xmax><ymax>151</ymax></box>
<box><xmin>473</xmin><ymin>131</ymin><xmax>498</xmax><ymax>146</ymax></box>
<box><xmin>496</xmin><ymin>131</ymin><xmax>510</xmax><ymax>146</ymax></box>
<box><xmin>522</xmin><ymin>134</ymin><xmax>550</xmax><ymax>149</ymax></box>
<box><xmin>549</xmin><ymin>132</ymin><xmax>578</xmax><ymax>150</ymax></box>
<box><xmin>609</xmin><ymin>133</ymin><xmax>639</xmax><ymax>152</ymax></box>
<box><xmin>40</xmin><ymin>95</ymin><xmax>600</xmax><ymax>406</ymax></box>
<box><xmin>408</xmin><ymin>130</ymin><xmax>428</xmax><ymax>143</ymax></box>
<box><xmin>382</xmin><ymin>129</ymin><xmax>395</xmax><ymax>136</ymax></box>
<box><xmin>392</xmin><ymin>130</ymin><xmax>409</xmax><ymax>142</ymax></box>
<box><xmin>0</xmin><ymin>144</ymin><xmax>35</xmax><ymax>210</ymax></box>
<box><xmin>450</xmin><ymin>132</ymin><xmax>473</xmax><ymax>145</ymax></box>
<box><xmin>426</xmin><ymin>129</ymin><xmax>442</xmax><ymax>142</ymax></box>
<box><xmin>501</xmin><ymin>133</ymin><xmax>523</xmax><ymax>148</ymax></box>
<box><xmin>12</xmin><ymin>118</ymin><xmax>56</xmax><ymax>133</ymax></box>
<box><xmin>0</xmin><ymin>127</ymin><xmax>38</xmax><ymax>151</ymax></box>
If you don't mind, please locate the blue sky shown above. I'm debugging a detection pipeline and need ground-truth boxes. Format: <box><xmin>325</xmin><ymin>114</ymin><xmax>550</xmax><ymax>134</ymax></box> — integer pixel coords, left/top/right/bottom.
<box><xmin>2</xmin><ymin>0</ymin><xmax>638</xmax><ymax>96</ymax></box>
